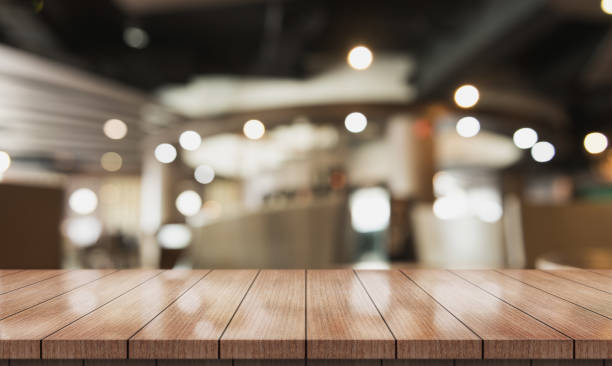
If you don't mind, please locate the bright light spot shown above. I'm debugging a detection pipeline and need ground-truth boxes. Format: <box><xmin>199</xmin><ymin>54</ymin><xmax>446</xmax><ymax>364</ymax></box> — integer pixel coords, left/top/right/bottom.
<box><xmin>179</xmin><ymin>130</ymin><xmax>202</xmax><ymax>151</ymax></box>
<box><xmin>513</xmin><ymin>127</ymin><xmax>538</xmax><ymax>149</ymax></box>
<box><xmin>154</xmin><ymin>143</ymin><xmax>177</xmax><ymax>164</ymax></box>
<box><xmin>0</xmin><ymin>151</ymin><xmax>10</xmax><ymax>174</ymax></box>
<box><xmin>349</xmin><ymin>187</ymin><xmax>390</xmax><ymax>233</ymax></box>
<box><xmin>433</xmin><ymin>194</ymin><xmax>468</xmax><ymax>220</ymax></box>
<box><xmin>69</xmin><ymin>188</ymin><xmax>98</xmax><ymax>215</ymax></box>
<box><xmin>103</xmin><ymin>119</ymin><xmax>127</xmax><ymax>140</ymax></box>
<box><xmin>100</xmin><ymin>152</ymin><xmax>122</xmax><ymax>172</ymax></box>
<box><xmin>123</xmin><ymin>27</ymin><xmax>149</xmax><ymax>49</ymax></box>
<box><xmin>602</xmin><ymin>0</ymin><xmax>612</xmax><ymax>14</ymax></box>
<box><xmin>344</xmin><ymin>112</ymin><xmax>367</xmax><ymax>133</ymax></box>
<box><xmin>433</xmin><ymin>171</ymin><xmax>459</xmax><ymax>197</ymax></box>
<box><xmin>474</xmin><ymin>200</ymin><xmax>503</xmax><ymax>223</ymax></box>
<box><xmin>531</xmin><ymin>141</ymin><xmax>555</xmax><ymax>162</ymax></box>
<box><xmin>243</xmin><ymin>119</ymin><xmax>265</xmax><ymax>140</ymax></box>
<box><xmin>454</xmin><ymin>84</ymin><xmax>479</xmax><ymax>108</ymax></box>
<box><xmin>64</xmin><ymin>216</ymin><xmax>102</xmax><ymax>247</ymax></box>
<box><xmin>584</xmin><ymin>132</ymin><xmax>608</xmax><ymax>154</ymax></box>
<box><xmin>347</xmin><ymin>46</ymin><xmax>373</xmax><ymax>70</ymax></box>
<box><xmin>157</xmin><ymin>224</ymin><xmax>192</xmax><ymax>249</ymax></box>
<box><xmin>456</xmin><ymin>116</ymin><xmax>480</xmax><ymax>138</ymax></box>
<box><xmin>176</xmin><ymin>190</ymin><xmax>202</xmax><ymax>217</ymax></box>
<box><xmin>194</xmin><ymin>165</ymin><xmax>215</xmax><ymax>184</ymax></box>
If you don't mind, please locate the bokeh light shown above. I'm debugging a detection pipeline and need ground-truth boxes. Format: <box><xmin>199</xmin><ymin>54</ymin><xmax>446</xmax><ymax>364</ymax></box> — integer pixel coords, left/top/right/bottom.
<box><xmin>349</xmin><ymin>187</ymin><xmax>390</xmax><ymax>233</ymax></box>
<box><xmin>175</xmin><ymin>190</ymin><xmax>202</xmax><ymax>216</ymax></box>
<box><xmin>584</xmin><ymin>132</ymin><xmax>608</xmax><ymax>154</ymax></box>
<box><xmin>154</xmin><ymin>143</ymin><xmax>177</xmax><ymax>164</ymax></box>
<box><xmin>455</xmin><ymin>116</ymin><xmax>480</xmax><ymax>138</ymax></box>
<box><xmin>243</xmin><ymin>119</ymin><xmax>266</xmax><ymax>140</ymax></box>
<box><xmin>194</xmin><ymin>164</ymin><xmax>215</xmax><ymax>184</ymax></box>
<box><xmin>157</xmin><ymin>224</ymin><xmax>192</xmax><ymax>249</ymax></box>
<box><xmin>64</xmin><ymin>216</ymin><xmax>102</xmax><ymax>247</ymax></box>
<box><xmin>69</xmin><ymin>188</ymin><xmax>98</xmax><ymax>215</ymax></box>
<box><xmin>123</xmin><ymin>27</ymin><xmax>149</xmax><ymax>49</ymax></box>
<box><xmin>100</xmin><ymin>152</ymin><xmax>122</xmax><ymax>172</ymax></box>
<box><xmin>454</xmin><ymin>84</ymin><xmax>479</xmax><ymax>108</ymax></box>
<box><xmin>103</xmin><ymin>119</ymin><xmax>128</xmax><ymax>140</ymax></box>
<box><xmin>0</xmin><ymin>151</ymin><xmax>11</xmax><ymax>174</ymax></box>
<box><xmin>344</xmin><ymin>112</ymin><xmax>367</xmax><ymax>133</ymax></box>
<box><xmin>433</xmin><ymin>194</ymin><xmax>468</xmax><ymax>220</ymax></box>
<box><xmin>179</xmin><ymin>130</ymin><xmax>202</xmax><ymax>151</ymax></box>
<box><xmin>531</xmin><ymin>141</ymin><xmax>555</xmax><ymax>162</ymax></box>
<box><xmin>513</xmin><ymin>127</ymin><xmax>538</xmax><ymax>149</ymax></box>
<box><xmin>347</xmin><ymin>46</ymin><xmax>373</xmax><ymax>70</ymax></box>
<box><xmin>602</xmin><ymin>0</ymin><xmax>612</xmax><ymax>14</ymax></box>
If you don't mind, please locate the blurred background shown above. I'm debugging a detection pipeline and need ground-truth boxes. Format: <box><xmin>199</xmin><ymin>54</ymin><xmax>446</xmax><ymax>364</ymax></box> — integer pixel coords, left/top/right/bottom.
<box><xmin>1</xmin><ymin>0</ymin><xmax>612</xmax><ymax>270</ymax></box>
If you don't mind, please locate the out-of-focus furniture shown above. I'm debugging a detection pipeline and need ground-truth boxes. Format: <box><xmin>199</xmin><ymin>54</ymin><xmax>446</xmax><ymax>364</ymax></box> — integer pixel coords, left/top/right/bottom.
<box><xmin>0</xmin><ymin>183</ymin><xmax>63</xmax><ymax>268</ymax></box>
<box><xmin>521</xmin><ymin>201</ymin><xmax>612</xmax><ymax>268</ymax></box>
<box><xmin>189</xmin><ymin>196</ymin><xmax>348</xmax><ymax>268</ymax></box>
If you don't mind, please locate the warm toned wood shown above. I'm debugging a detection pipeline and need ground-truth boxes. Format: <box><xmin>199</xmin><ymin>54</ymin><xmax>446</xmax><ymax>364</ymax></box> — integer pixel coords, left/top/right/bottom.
<box><xmin>455</xmin><ymin>361</ymin><xmax>529</xmax><ymax>366</ymax></box>
<box><xmin>532</xmin><ymin>361</ymin><xmax>603</xmax><ymax>366</ymax></box>
<box><xmin>0</xmin><ymin>270</ymin><xmax>65</xmax><ymax>294</ymax></box>
<box><xmin>221</xmin><ymin>270</ymin><xmax>305</xmax><ymax>359</ymax></box>
<box><xmin>308</xmin><ymin>361</ymin><xmax>379</xmax><ymax>366</ymax></box>
<box><xmin>0</xmin><ymin>269</ymin><xmax>161</xmax><ymax>359</ymax></box>
<box><xmin>235</xmin><ymin>361</ymin><xmax>304</xmax><ymax>366</ymax></box>
<box><xmin>158</xmin><ymin>361</ymin><xmax>232</xmax><ymax>366</ymax></box>
<box><xmin>0</xmin><ymin>270</ymin><xmax>113</xmax><ymax>320</ymax></box>
<box><xmin>86</xmin><ymin>361</ymin><xmax>155</xmax><ymax>366</ymax></box>
<box><xmin>591</xmin><ymin>269</ymin><xmax>612</xmax><ymax>278</ymax></box>
<box><xmin>546</xmin><ymin>270</ymin><xmax>612</xmax><ymax>293</ymax></box>
<box><xmin>456</xmin><ymin>269</ymin><xmax>612</xmax><ymax>359</ymax></box>
<box><xmin>402</xmin><ymin>270</ymin><xmax>572</xmax><ymax>359</ymax></box>
<box><xmin>500</xmin><ymin>270</ymin><xmax>612</xmax><ymax>319</ymax></box>
<box><xmin>383</xmin><ymin>361</ymin><xmax>453</xmax><ymax>366</ymax></box>
<box><xmin>131</xmin><ymin>269</ymin><xmax>258</xmax><ymax>359</ymax></box>
<box><xmin>307</xmin><ymin>270</ymin><xmax>395</xmax><ymax>360</ymax></box>
<box><xmin>43</xmin><ymin>270</ymin><xmax>208</xmax><ymax>359</ymax></box>
<box><xmin>11</xmin><ymin>361</ymin><xmax>82</xmax><ymax>366</ymax></box>
<box><xmin>0</xmin><ymin>269</ymin><xmax>22</xmax><ymax>277</ymax></box>
<box><xmin>356</xmin><ymin>270</ymin><xmax>481</xmax><ymax>359</ymax></box>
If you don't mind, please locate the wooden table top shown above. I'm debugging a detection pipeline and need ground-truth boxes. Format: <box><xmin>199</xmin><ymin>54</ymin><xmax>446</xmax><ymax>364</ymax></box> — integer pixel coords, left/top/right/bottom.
<box><xmin>1</xmin><ymin>269</ymin><xmax>612</xmax><ymax>361</ymax></box>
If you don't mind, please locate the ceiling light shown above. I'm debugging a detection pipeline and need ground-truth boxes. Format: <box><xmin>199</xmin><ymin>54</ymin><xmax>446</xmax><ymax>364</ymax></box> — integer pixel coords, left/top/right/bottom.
<box><xmin>69</xmin><ymin>188</ymin><xmax>98</xmax><ymax>215</ymax></box>
<box><xmin>179</xmin><ymin>130</ymin><xmax>202</xmax><ymax>151</ymax></box>
<box><xmin>513</xmin><ymin>128</ymin><xmax>538</xmax><ymax>149</ymax></box>
<box><xmin>584</xmin><ymin>132</ymin><xmax>608</xmax><ymax>154</ymax></box>
<box><xmin>175</xmin><ymin>190</ymin><xmax>202</xmax><ymax>217</ymax></box>
<box><xmin>531</xmin><ymin>141</ymin><xmax>555</xmax><ymax>162</ymax></box>
<box><xmin>243</xmin><ymin>120</ymin><xmax>265</xmax><ymax>140</ymax></box>
<box><xmin>456</xmin><ymin>116</ymin><xmax>480</xmax><ymax>138</ymax></box>
<box><xmin>347</xmin><ymin>46</ymin><xmax>373</xmax><ymax>70</ymax></box>
<box><xmin>344</xmin><ymin>112</ymin><xmax>367</xmax><ymax>133</ymax></box>
<box><xmin>454</xmin><ymin>84</ymin><xmax>480</xmax><ymax>108</ymax></box>
<box><xmin>103</xmin><ymin>119</ymin><xmax>128</xmax><ymax>140</ymax></box>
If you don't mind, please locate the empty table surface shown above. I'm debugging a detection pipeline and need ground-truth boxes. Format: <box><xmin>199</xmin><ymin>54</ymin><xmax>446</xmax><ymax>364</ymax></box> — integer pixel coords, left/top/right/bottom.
<box><xmin>0</xmin><ymin>269</ymin><xmax>611</xmax><ymax>361</ymax></box>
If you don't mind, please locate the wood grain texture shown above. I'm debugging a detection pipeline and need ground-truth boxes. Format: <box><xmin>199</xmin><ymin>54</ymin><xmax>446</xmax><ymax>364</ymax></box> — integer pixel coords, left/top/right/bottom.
<box><xmin>532</xmin><ymin>361</ymin><xmax>603</xmax><ymax>366</ymax></box>
<box><xmin>308</xmin><ymin>361</ymin><xmax>379</xmax><ymax>366</ymax></box>
<box><xmin>383</xmin><ymin>361</ymin><xmax>453</xmax><ymax>366</ymax></box>
<box><xmin>221</xmin><ymin>270</ymin><xmax>305</xmax><ymax>359</ymax></box>
<box><xmin>0</xmin><ymin>270</ymin><xmax>113</xmax><ymax>320</ymax></box>
<box><xmin>357</xmin><ymin>270</ymin><xmax>480</xmax><ymax>359</ymax></box>
<box><xmin>591</xmin><ymin>269</ymin><xmax>612</xmax><ymax>278</ymax></box>
<box><xmin>85</xmin><ymin>361</ymin><xmax>155</xmax><ymax>366</ymax></box>
<box><xmin>10</xmin><ymin>361</ymin><xmax>82</xmax><ymax>366</ymax></box>
<box><xmin>307</xmin><ymin>270</ymin><xmax>395</xmax><ymax>360</ymax></box>
<box><xmin>43</xmin><ymin>270</ymin><xmax>208</xmax><ymax>359</ymax></box>
<box><xmin>0</xmin><ymin>270</ymin><xmax>65</xmax><ymax>294</ymax></box>
<box><xmin>131</xmin><ymin>269</ymin><xmax>258</xmax><ymax>359</ymax></box>
<box><xmin>455</xmin><ymin>270</ymin><xmax>612</xmax><ymax>359</ymax></box>
<box><xmin>158</xmin><ymin>361</ymin><xmax>232</xmax><ymax>366</ymax></box>
<box><xmin>235</xmin><ymin>361</ymin><xmax>304</xmax><ymax>366</ymax></box>
<box><xmin>0</xmin><ymin>269</ymin><xmax>160</xmax><ymax>359</ymax></box>
<box><xmin>546</xmin><ymin>270</ymin><xmax>612</xmax><ymax>293</ymax></box>
<box><xmin>403</xmin><ymin>270</ymin><xmax>572</xmax><ymax>359</ymax></box>
<box><xmin>500</xmin><ymin>270</ymin><xmax>612</xmax><ymax>319</ymax></box>
<box><xmin>455</xmin><ymin>361</ymin><xmax>529</xmax><ymax>366</ymax></box>
<box><xmin>0</xmin><ymin>269</ymin><xmax>22</xmax><ymax>278</ymax></box>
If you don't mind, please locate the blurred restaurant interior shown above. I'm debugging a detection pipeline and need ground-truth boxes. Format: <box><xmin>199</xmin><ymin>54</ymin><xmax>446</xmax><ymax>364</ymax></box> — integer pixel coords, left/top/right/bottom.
<box><xmin>1</xmin><ymin>0</ymin><xmax>612</xmax><ymax>270</ymax></box>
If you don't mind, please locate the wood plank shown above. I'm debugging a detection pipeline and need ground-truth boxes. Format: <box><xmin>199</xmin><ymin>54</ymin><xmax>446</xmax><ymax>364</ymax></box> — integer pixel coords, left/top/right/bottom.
<box><xmin>532</xmin><ymin>361</ymin><xmax>603</xmax><ymax>366</ymax></box>
<box><xmin>43</xmin><ymin>270</ymin><xmax>208</xmax><ymax>359</ymax></box>
<box><xmin>402</xmin><ymin>269</ymin><xmax>572</xmax><ymax>359</ymax></box>
<box><xmin>308</xmin><ymin>361</ymin><xmax>379</xmax><ymax>366</ymax></box>
<box><xmin>500</xmin><ymin>270</ymin><xmax>612</xmax><ymax>319</ymax></box>
<box><xmin>356</xmin><ymin>270</ymin><xmax>481</xmax><ymax>359</ymax></box>
<box><xmin>0</xmin><ymin>269</ymin><xmax>22</xmax><ymax>278</ymax></box>
<box><xmin>86</xmin><ymin>361</ymin><xmax>154</xmax><ymax>366</ymax></box>
<box><xmin>0</xmin><ymin>270</ymin><xmax>113</xmax><ymax>320</ymax></box>
<box><xmin>546</xmin><ymin>270</ymin><xmax>612</xmax><ymax>293</ymax></box>
<box><xmin>456</xmin><ymin>361</ymin><xmax>529</xmax><ymax>366</ymax></box>
<box><xmin>307</xmin><ymin>270</ymin><xmax>395</xmax><ymax>360</ymax></box>
<box><xmin>235</xmin><ymin>361</ymin><xmax>304</xmax><ymax>366</ymax></box>
<box><xmin>158</xmin><ymin>361</ymin><xmax>232</xmax><ymax>366</ymax></box>
<box><xmin>130</xmin><ymin>269</ymin><xmax>258</xmax><ymax>359</ymax></box>
<box><xmin>11</xmin><ymin>361</ymin><xmax>82</xmax><ymax>366</ymax></box>
<box><xmin>0</xmin><ymin>269</ymin><xmax>161</xmax><ymax>359</ymax></box>
<box><xmin>591</xmin><ymin>269</ymin><xmax>612</xmax><ymax>278</ymax></box>
<box><xmin>0</xmin><ymin>270</ymin><xmax>65</xmax><ymax>294</ymax></box>
<box><xmin>455</xmin><ymin>269</ymin><xmax>612</xmax><ymax>359</ymax></box>
<box><xmin>220</xmin><ymin>270</ymin><xmax>305</xmax><ymax>359</ymax></box>
<box><xmin>383</xmin><ymin>361</ymin><xmax>453</xmax><ymax>366</ymax></box>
